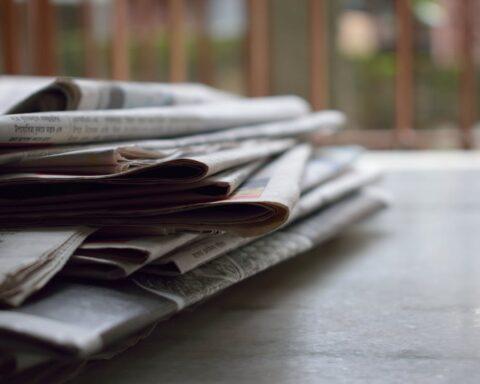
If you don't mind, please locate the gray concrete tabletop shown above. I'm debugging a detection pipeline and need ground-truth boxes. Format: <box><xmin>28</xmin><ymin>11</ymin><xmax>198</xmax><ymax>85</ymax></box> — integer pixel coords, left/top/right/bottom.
<box><xmin>70</xmin><ymin>151</ymin><xmax>480</xmax><ymax>384</ymax></box>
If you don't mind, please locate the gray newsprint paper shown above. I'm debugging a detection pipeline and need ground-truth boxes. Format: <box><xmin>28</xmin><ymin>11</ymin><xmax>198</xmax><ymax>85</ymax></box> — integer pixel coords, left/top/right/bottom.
<box><xmin>62</xmin><ymin>147</ymin><xmax>364</xmax><ymax>279</ymax></box>
<box><xmin>61</xmin><ymin>147</ymin><xmax>354</xmax><ymax>279</ymax></box>
<box><xmin>2</xmin><ymin>76</ymin><xmax>235</xmax><ymax>114</ymax></box>
<box><xmin>0</xmin><ymin>111</ymin><xmax>343</xmax><ymax>168</ymax></box>
<box><xmin>63</xmin><ymin>233</ymin><xmax>201</xmax><ymax>280</ymax></box>
<box><xmin>3</xmin><ymin>322</ymin><xmax>158</xmax><ymax>383</ymax></box>
<box><xmin>0</xmin><ymin>138</ymin><xmax>289</xmax><ymax>187</ymax></box>
<box><xmin>146</xmin><ymin>168</ymin><xmax>379</xmax><ymax>276</ymax></box>
<box><xmin>0</xmin><ymin>76</ymin><xmax>53</xmax><ymax>114</ymax></box>
<box><xmin>301</xmin><ymin>145</ymin><xmax>363</xmax><ymax>191</ymax></box>
<box><xmin>0</xmin><ymin>144</ymin><xmax>310</xmax><ymax>236</ymax></box>
<box><xmin>0</xmin><ymin>160</ymin><xmax>265</xmax><ymax>209</ymax></box>
<box><xmin>0</xmin><ymin>227</ymin><xmax>94</xmax><ymax>307</ymax></box>
<box><xmin>135</xmin><ymin>190</ymin><xmax>388</xmax><ymax>309</ymax></box>
<box><xmin>0</xmin><ymin>191</ymin><xmax>387</xmax><ymax>358</ymax></box>
<box><xmin>0</xmin><ymin>95</ymin><xmax>309</xmax><ymax>145</ymax></box>
<box><xmin>173</xmin><ymin>110</ymin><xmax>345</xmax><ymax>147</ymax></box>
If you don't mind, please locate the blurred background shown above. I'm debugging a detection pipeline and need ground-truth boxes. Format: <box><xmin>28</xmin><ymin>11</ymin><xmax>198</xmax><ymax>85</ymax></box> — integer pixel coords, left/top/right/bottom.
<box><xmin>0</xmin><ymin>0</ymin><xmax>478</xmax><ymax>149</ymax></box>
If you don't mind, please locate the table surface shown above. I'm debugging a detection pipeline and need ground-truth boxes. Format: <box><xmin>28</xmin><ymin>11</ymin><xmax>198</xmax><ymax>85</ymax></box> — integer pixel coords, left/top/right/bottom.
<box><xmin>70</xmin><ymin>151</ymin><xmax>480</xmax><ymax>384</ymax></box>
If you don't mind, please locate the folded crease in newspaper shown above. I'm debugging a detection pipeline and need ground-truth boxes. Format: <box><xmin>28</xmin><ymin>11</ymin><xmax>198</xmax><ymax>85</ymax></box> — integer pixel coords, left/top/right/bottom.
<box><xmin>0</xmin><ymin>227</ymin><xmax>94</xmax><ymax>307</ymax></box>
<box><xmin>0</xmin><ymin>160</ymin><xmax>265</xmax><ymax>208</ymax></box>
<box><xmin>0</xmin><ymin>139</ymin><xmax>292</xmax><ymax>187</ymax></box>
<box><xmin>2</xmin><ymin>76</ymin><xmax>237</xmax><ymax>114</ymax></box>
<box><xmin>0</xmin><ymin>144</ymin><xmax>311</xmax><ymax>236</ymax></box>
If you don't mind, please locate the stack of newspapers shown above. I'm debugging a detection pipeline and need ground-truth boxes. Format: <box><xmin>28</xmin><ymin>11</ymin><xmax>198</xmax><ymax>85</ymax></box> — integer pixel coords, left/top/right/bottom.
<box><xmin>0</xmin><ymin>77</ymin><xmax>388</xmax><ymax>382</ymax></box>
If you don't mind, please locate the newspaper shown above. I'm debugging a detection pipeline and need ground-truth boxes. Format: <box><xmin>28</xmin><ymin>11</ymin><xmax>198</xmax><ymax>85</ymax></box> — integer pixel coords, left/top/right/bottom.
<box><xmin>2</xmin><ymin>323</ymin><xmax>158</xmax><ymax>382</ymax></box>
<box><xmin>0</xmin><ymin>191</ymin><xmax>388</xmax><ymax>358</ymax></box>
<box><xmin>65</xmin><ymin>147</ymin><xmax>365</xmax><ymax>279</ymax></box>
<box><xmin>0</xmin><ymin>95</ymin><xmax>309</xmax><ymax>145</ymax></box>
<box><xmin>0</xmin><ymin>160</ymin><xmax>265</xmax><ymax>209</ymax></box>
<box><xmin>62</xmin><ymin>233</ymin><xmax>201</xmax><ymax>280</ymax></box>
<box><xmin>0</xmin><ymin>76</ymin><xmax>53</xmax><ymax>114</ymax></box>
<box><xmin>0</xmin><ymin>111</ymin><xmax>344</xmax><ymax>176</ymax></box>
<box><xmin>0</xmin><ymin>146</ymin><xmax>178</xmax><ymax>174</ymax></box>
<box><xmin>0</xmin><ymin>141</ymin><xmax>168</xmax><ymax>168</ymax></box>
<box><xmin>173</xmin><ymin>110</ymin><xmax>344</xmax><ymax>147</ymax></box>
<box><xmin>0</xmin><ymin>139</ymin><xmax>291</xmax><ymax>187</ymax></box>
<box><xmin>0</xmin><ymin>111</ymin><xmax>342</xmax><ymax>168</ymax></box>
<box><xmin>301</xmin><ymin>146</ymin><xmax>363</xmax><ymax>191</ymax></box>
<box><xmin>0</xmin><ymin>227</ymin><xmax>94</xmax><ymax>307</ymax></box>
<box><xmin>135</xmin><ymin>190</ymin><xmax>388</xmax><ymax>309</ymax></box>
<box><xmin>0</xmin><ymin>144</ymin><xmax>311</xmax><ymax>236</ymax></box>
<box><xmin>146</xmin><ymin>168</ymin><xmax>379</xmax><ymax>276</ymax></box>
<box><xmin>2</xmin><ymin>76</ymin><xmax>236</xmax><ymax>114</ymax></box>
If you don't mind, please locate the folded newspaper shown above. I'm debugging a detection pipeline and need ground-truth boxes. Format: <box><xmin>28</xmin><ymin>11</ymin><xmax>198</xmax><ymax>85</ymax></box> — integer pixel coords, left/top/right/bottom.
<box><xmin>0</xmin><ymin>76</ymin><xmax>236</xmax><ymax>114</ymax></box>
<box><xmin>62</xmin><ymin>146</ymin><xmax>368</xmax><ymax>279</ymax></box>
<box><xmin>0</xmin><ymin>146</ymin><xmax>377</xmax><ymax>307</ymax></box>
<box><xmin>0</xmin><ymin>144</ymin><xmax>311</xmax><ymax>235</ymax></box>
<box><xmin>0</xmin><ymin>95</ymin><xmax>309</xmax><ymax>145</ymax></box>
<box><xmin>0</xmin><ymin>77</ymin><xmax>390</xmax><ymax>382</ymax></box>
<box><xmin>0</xmin><ymin>227</ymin><xmax>93</xmax><ymax>307</ymax></box>
<box><xmin>0</xmin><ymin>111</ymin><xmax>343</xmax><ymax>169</ymax></box>
<box><xmin>0</xmin><ymin>139</ymin><xmax>293</xmax><ymax>184</ymax></box>
<box><xmin>0</xmin><ymin>191</ymin><xmax>387</xmax><ymax>361</ymax></box>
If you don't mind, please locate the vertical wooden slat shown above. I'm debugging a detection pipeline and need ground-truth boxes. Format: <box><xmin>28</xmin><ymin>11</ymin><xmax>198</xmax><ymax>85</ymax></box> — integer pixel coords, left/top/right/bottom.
<box><xmin>394</xmin><ymin>0</ymin><xmax>415</xmax><ymax>145</ymax></box>
<box><xmin>192</xmin><ymin>0</ymin><xmax>213</xmax><ymax>85</ymax></box>
<box><xmin>309</xmin><ymin>0</ymin><xmax>329</xmax><ymax>110</ymax></box>
<box><xmin>111</xmin><ymin>0</ymin><xmax>129</xmax><ymax>80</ymax></box>
<box><xmin>0</xmin><ymin>0</ymin><xmax>21</xmax><ymax>74</ymax></box>
<box><xmin>29</xmin><ymin>0</ymin><xmax>57</xmax><ymax>76</ymax></box>
<box><xmin>246</xmin><ymin>0</ymin><xmax>270</xmax><ymax>96</ymax></box>
<box><xmin>80</xmin><ymin>0</ymin><xmax>98</xmax><ymax>78</ymax></box>
<box><xmin>137</xmin><ymin>0</ymin><xmax>157</xmax><ymax>81</ymax></box>
<box><xmin>458</xmin><ymin>0</ymin><xmax>476</xmax><ymax>149</ymax></box>
<box><xmin>168</xmin><ymin>0</ymin><xmax>187</xmax><ymax>82</ymax></box>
